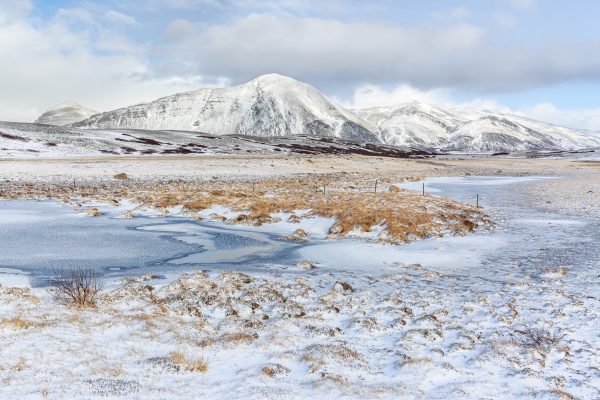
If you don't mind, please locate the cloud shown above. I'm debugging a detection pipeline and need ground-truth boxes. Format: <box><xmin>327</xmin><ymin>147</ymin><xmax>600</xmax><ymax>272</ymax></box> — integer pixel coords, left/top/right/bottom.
<box><xmin>157</xmin><ymin>13</ymin><xmax>600</xmax><ymax>95</ymax></box>
<box><xmin>164</xmin><ymin>18</ymin><xmax>196</xmax><ymax>41</ymax></box>
<box><xmin>504</xmin><ymin>0</ymin><xmax>537</xmax><ymax>10</ymax></box>
<box><xmin>345</xmin><ymin>82</ymin><xmax>600</xmax><ymax>131</ymax></box>
<box><xmin>105</xmin><ymin>10</ymin><xmax>138</xmax><ymax>26</ymax></box>
<box><xmin>451</xmin><ymin>6</ymin><xmax>471</xmax><ymax>19</ymax></box>
<box><xmin>0</xmin><ymin>0</ymin><xmax>31</xmax><ymax>24</ymax></box>
<box><xmin>493</xmin><ymin>11</ymin><xmax>517</xmax><ymax>29</ymax></box>
<box><xmin>340</xmin><ymin>84</ymin><xmax>450</xmax><ymax>109</ymax></box>
<box><xmin>0</xmin><ymin>5</ymin><xmax>222</xmax><ymax>122</ymax></box>
<box><xmin>516</xmin><ymin>103</ymin><xmax>600</xmax><ymax>131</ymax></box>
<box><xmin>166</xmin><ymin>14</ymin><xmax>485</xmax><ymax>89</ymax></box>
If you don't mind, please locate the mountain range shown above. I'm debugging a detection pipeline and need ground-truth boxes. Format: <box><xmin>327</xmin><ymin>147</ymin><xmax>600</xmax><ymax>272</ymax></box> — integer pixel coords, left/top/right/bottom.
<box><xmin>35</xmin><ymin>74</ymin><xmax>600</xmax><ymax>153</ymax></box>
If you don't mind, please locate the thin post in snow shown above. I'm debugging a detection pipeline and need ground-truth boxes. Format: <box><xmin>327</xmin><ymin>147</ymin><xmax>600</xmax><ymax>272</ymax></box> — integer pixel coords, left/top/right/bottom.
<box><xmin>374</xmin><ymin>179</ymin><xmax>378</xmax><ymax>193</ymax></box>
<box><xmin>476</xmin><ymin>194</ymin><xmax>479</xmax><ymax>208</ymax></box>
<box><xmin>422</xmin><ymin>182</ymin><xmax>425</xmax><ymax>196</ymax></box>
<box><xmin>323</xmin><ymin>185</ymin><xmax>326</xmax><ymax>196</ymax></box>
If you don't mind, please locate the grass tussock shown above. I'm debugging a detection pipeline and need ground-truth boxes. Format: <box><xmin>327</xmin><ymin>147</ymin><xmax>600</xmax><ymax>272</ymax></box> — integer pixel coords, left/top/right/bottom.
<box><xmin>1</xmin><ymin>316</ymin><xmax>36</xmax><ymax>330</ymax></box>
<box><xmin>169</xmin><ymin>351</ymin><xmax>208</xmax><ymax>373</ymax></box>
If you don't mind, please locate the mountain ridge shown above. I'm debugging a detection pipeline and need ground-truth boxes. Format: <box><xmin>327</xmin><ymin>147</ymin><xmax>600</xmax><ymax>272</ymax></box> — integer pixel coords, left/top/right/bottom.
<box><xmin>36</xmin><ymin>74</ymin><xmax>600</xmax><ymax>152</ymax></box>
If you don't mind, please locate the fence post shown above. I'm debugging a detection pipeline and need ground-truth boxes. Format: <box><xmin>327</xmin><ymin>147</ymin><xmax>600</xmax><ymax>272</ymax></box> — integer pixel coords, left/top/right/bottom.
<box><xmin>374</xmin><ymin>179</ymin><xmax>378</xmax><ymax>193</ymax></box>
<box><xmin>476</xmin><ymin>194</ymin><xmax>479</xmax><ymax>208</ymax></box>
<box><xmin>422</xmin><ymin>182</ymin><xmax>425</xmax><ymax>196</ymax></box>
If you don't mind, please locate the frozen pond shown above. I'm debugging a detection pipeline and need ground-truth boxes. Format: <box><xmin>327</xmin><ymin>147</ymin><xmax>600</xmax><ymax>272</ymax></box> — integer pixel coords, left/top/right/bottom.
<box><xmin>0</xmin><ymin>176</ymin><xmax>598</xmax><ymax>290</ymax></box>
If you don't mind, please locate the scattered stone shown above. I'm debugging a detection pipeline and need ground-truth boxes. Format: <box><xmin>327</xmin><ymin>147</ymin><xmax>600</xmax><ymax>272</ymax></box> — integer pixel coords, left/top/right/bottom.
<box><xmin>85</xmin><ymin>378</ymin><xmax>141</xmax><ymax>396</ymax></box>
<box><xmin>334</xmin><ymin>281</ymin><xmax>353</xmax><ymax>292</ymax></box>
<box><xmin>262</xmin><ymin>363</ymin><xmax>290</xmax><ymax>377</ymax></box>
<box><xmin>210</xmin><ymin>214</ymin><xmax>227</xmax><ymax>222</ymax></box>
<box><xmin>114</xmin><ymin>173</ymin><xmax>128</xmax><ymax>180</ymax></box>
<box><xmin>285</xmin><ymin>229</ymin><xmax>308</xmax><ymax>242</ymax></box>
<box><xmin>87</xmin><ymin>207</ymin><xmax>102</xmax><ymax>217</ymax></box>
<box><xmin>297</xmin><ymin>260</ymin><xmax>317</xmax><ymax>270</ymax></box>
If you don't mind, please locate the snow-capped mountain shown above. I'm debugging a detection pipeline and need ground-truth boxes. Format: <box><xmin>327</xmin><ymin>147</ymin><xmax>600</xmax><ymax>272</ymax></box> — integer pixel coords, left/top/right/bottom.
<box><xmin>72</xmin><ymin>74</ymin><xmax>381</xmax><ymax>143</ymax></box>
<box><xmin>34</xmin><ymin>101</ymin><xmax>98</xmax><ymax>126</ymax></box>
<box><xmin>355</xmin><ymin>101</ymin><xmax>600</xmax><ymax>152</ymax></box>
<box><xmin>35</xmin><ymin>74</ymin><xmax>600</xmax><ymax>152</ymax></box>
<box><xmin>354</xmin><ymin>102</ymin><xmax>468</xmax><ymax>149</ymax></box>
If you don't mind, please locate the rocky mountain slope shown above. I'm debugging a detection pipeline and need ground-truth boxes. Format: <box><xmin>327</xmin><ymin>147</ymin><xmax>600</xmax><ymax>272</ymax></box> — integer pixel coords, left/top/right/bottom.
<box><xmin>34</xmin><ymin>101</ymin><xmax>98</xmax><ymax>126</ymax></box>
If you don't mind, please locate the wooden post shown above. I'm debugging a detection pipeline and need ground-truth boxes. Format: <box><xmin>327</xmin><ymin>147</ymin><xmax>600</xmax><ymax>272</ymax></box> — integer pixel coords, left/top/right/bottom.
<box><xmin>476</xmin><ymin>194</ymin><xmax>479</xmax><ymax>208</ymax></box>
<box><xmin>374</xmin><ymin>179</ymin><xmax>378</xmax><ymax>193</ymax></box>
<box><xmin>323</xmin><ymin>185</ymin><xmax>326</xmax><ymax>196</ymax></box>
<box><xmin>422</xmin><ymin>182</ymin><xmax>425</xmax><ymax>196</ymax></box>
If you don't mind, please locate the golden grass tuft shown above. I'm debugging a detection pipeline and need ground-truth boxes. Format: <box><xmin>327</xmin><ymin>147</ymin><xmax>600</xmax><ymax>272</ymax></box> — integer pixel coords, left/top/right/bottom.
<box><xmin>169</xmin><ymin>351</ymin><xmax>208</xmax><ymax>373</ymax></box>
<box><xmin>1</xmin><ymin>316</ymin><xmax>36</xmax><ymax>330</ymax></box>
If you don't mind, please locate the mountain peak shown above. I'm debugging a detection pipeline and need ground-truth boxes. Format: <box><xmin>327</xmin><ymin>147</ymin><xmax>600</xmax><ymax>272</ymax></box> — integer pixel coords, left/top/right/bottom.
<box><xmin>49</xmin><ymin>100</ymin><xmax>86</xmax><ymax>110</ymax></box>
<box><xmin>35</xmin><ymin>101</ymin><xmax>98</xmax><ymax>126</ymax></box>
<box><xmin>242</xmin><ymin>73</ymin><xmax>308</xmax><ymax>89</ymax></box>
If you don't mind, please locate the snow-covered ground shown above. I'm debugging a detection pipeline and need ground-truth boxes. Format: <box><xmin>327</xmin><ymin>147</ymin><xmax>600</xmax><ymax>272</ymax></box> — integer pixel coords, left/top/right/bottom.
<box><xmin>1</xmin><ymin>176</ymin><xmax>599</xmax><ymax>399</ymax></box>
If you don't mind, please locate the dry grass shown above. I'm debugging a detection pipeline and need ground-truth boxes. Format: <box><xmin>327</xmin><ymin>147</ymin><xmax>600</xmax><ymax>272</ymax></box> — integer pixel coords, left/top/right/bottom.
<box><xmin>0</xmin><ymin>174</ymin><xmax>489</xmax><ymax>243</ymax></box>
<box><xmin>1</xmin><ymin>316</ymin><xmax>36</xmax><ymax>330</ymax></box>
<box><xmin>169</xmin><ymin>351</ymin><xmax>208</xmax><ymax>373</ymax></box>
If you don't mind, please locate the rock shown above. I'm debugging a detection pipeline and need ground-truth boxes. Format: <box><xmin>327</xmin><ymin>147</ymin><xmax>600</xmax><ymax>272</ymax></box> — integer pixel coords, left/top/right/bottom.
<box><xmin>262</xmin><ymin>363</ymin><xmax>290</xmax><ymax>377</ymax></box>
<box><xmin>210</xmin><ymin>214</ymin><xmax>227</xmax><ymax>222</ymax></box>
<box><xmin>285</xmin><ymin>228</ymin><xmax>308</xmax><ymax>242</ymax></box>
<box><xmin>389</xmin><ymin>185</ymin><xmax>400</xmax><ymax>193</ymax></box>
<box><xmin>87</xmin><ymin>207</ymin><xmax>102</xmax><ymax>217</ymax></box>
<box><xmin>334</xmin><ymin>281</ymin><xmax>353</xmax><ymax>292</ymax></box>
<box><xmin>114</xmin><ymin>173</ymin><xmax>128</xmax><ymax>180</ymax></box>
<box><xmin>297</xmin><ymin>260</ymin><xmax>317</xmax><ymax>270</ymax></box>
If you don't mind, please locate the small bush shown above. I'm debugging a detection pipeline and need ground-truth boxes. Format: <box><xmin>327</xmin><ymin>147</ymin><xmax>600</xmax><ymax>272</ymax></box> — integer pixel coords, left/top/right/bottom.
<box><xmin>48</xmin><ymin>268</ymin><xmax>104</xmax><ymax>307</ymax></box>
<box><xmin>516</xmin><ymin>327</ymin><xmax>562</xmax><ymax>352</ymax></box>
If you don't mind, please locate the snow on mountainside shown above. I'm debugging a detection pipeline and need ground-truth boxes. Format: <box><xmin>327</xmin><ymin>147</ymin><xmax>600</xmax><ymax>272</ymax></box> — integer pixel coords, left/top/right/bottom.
<box><xmin>355</xmin><ymin>101</ymin><xmax>600</xmax><ymax>152</ymax></box>
<box><xmin>34</xmin><ymin>101</ymin><xmax>98</xmax><ymax>126</ymax></box>
<box><xmin>73</xmin><ymin>74</ymin><xmax>381</xmax><ymax>143</ymax></box>
<box><xmin>354</xmin><ymin>102</ymin><xmax>468</xmax><ymax>149</ymax></box>
<box><xmin>34</xmin><ymin>74</ymin><xmax>600</xmax><ymax>152</ymax></box>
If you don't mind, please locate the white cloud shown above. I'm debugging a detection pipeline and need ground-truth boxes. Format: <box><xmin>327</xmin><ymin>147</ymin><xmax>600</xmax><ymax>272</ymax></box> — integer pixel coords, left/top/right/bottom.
<box><xmin>157</xmin><ymin>13</ymin><xmax>600</xmax><ymax>94</ymax></box>
<box><xmin>451</xmin><ymin>6</ymin><xmax>471</xmax><ymax>19</ymax></box>
<box><xmin>0</xmin><ymin>0</ymin><xmax>31</xmax><ymax>24</ymax></box>
<box><xmin>0</xmin><ymin>5</ymin><xmax>222</xmax><ymax>122</ymax></box>
<box><xmin>516</xmin><ymin>103</ymin><xmax>600</xmax><ymax>131</ymax></box>
<box><xmin>164</xmin><ymin>18</ymin><xmax>196</xmax><ymax>41</ymax></box>
<box><xmin>493</xmin><ymin>11</ymin><xmax>517</xmax><ymax>29</ymax></box>
<box><xmin>167</xmin><ymin>14</ymin><xmax>486</xmax><ymax>89</ymax></box>
<box><xmin>340</xmin><ymin>84</ymin><xmax>450</xmax><ymax>109</ymax></box>
<box><xmin>344</xmin><ymin>83</ymin><xmax>600</xmax><ymax>131</ymax></box>
<box><xmin>105</xmin><ymin>10</ymin><xmax>138</xmax><ymax>26</ymax></box>
<box><xmin>504</xmin><ymin>0</ymin><xmax>537</xmax><ymax>10</ymax></box>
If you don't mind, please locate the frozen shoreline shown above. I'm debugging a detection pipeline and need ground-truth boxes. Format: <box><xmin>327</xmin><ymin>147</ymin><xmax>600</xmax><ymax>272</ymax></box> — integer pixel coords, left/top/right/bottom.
<box><xmin>1</xmin><ymin>172</ymin><xmax>599</xmax><ymax>398</ymax></box>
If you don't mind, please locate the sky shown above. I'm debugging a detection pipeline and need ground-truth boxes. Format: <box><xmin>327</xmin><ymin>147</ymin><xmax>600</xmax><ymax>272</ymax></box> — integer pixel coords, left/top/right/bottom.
<box><xmin>2</xmin><ymin>0</ymin><xmax>600</xmax><ymax>130</ymax></box>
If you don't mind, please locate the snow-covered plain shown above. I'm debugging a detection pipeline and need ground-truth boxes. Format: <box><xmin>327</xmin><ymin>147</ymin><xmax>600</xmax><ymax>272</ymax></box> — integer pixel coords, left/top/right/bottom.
<box><xmin>1</xmin><ymin>177</ymin><xmax>599</xmax><ymax>399</ymax></box>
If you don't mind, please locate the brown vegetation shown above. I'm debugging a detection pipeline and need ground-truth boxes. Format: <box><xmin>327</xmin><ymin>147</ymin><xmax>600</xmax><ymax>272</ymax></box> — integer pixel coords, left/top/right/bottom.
<box><xmin>0</xmin><ymin>174</ymin><xmax>490</xmax><ymax>243</ymax></box>
<box><xmin>48</xmin><ymin>268</ymin><xmax>104</xmax><ymax>307</ymax></box>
